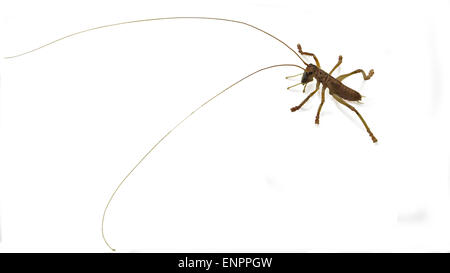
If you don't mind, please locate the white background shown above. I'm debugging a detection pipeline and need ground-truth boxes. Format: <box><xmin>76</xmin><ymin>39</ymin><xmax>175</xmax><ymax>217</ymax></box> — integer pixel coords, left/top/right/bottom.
<box><xmin>0</xmin><ymin>0</ymin><xmax>449</xmax><ymax>252</ymax></box>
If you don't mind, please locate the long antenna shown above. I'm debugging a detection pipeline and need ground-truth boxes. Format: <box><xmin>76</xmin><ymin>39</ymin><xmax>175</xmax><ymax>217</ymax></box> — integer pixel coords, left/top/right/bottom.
<box><xmin>4</xmin><ymin>16</ymin><xmax>308</xmax><ymax>65</ymax></box>
<box><xmin>101</xmin><ymin>63</ymin><xmax>304</xmax><ymax>251</ymax></box>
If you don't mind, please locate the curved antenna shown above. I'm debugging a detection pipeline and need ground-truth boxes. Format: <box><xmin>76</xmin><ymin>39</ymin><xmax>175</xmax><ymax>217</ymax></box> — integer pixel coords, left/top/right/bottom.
<box><xmin>101</xmin><ymin>63</ymin><xmax>304</xmax><ymax>251</ymax></box>
<box><xmin>4</xmin><ymin>16</ymin><xmax>308</xmax><ymax>65</ymax></box>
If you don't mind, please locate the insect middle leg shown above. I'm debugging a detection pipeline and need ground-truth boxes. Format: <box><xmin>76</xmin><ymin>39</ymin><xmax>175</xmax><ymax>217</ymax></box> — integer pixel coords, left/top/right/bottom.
<box><xmin>290</xmin><ymin>81</ymin><xmax>320</xmax><ymax>112</ymax></box>
<box><xmin>315</xmin><ymin>86</ymin><xmax>327</xmax><ymax>124</ymax></box>
<box><xmin>337</xmin><ymin>68</ymin><xmax>374</xmax><ymax>82</ymax></box>
<box><xmin>312</xmin><ymin>56</ymin><xmax>343</xmax><ymax>124</ymax></box>
<box><xmin>329</xmin><ymin>55</ymin><xmax>343</xmax><ymax>75</ymax></box>
<box><xmin>332</xmin><ymin>94</ymin><xmax>378</xmax><ymax>143</ymax></box>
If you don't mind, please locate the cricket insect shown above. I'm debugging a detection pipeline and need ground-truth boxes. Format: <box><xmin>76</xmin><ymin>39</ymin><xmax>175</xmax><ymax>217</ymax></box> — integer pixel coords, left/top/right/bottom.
<box><xmin>287</xmin><ymin>43</ymin><xmax>377</xmax><ymax>143</ymax></box>
<box><xmin>5</xmin><ymin>16</ymin><xmax>377</xmax><ymax>251</ymax></box>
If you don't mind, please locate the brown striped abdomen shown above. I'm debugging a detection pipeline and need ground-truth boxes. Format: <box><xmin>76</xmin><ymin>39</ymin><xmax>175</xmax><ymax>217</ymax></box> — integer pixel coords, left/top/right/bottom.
<box><xmin>327</xmin><ymin>78</ymin><xmax>362</xmax><ymax>101</ymax></box>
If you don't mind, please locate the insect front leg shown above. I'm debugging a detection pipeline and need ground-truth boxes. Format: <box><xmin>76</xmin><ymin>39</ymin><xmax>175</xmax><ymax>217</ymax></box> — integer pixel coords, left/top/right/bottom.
<box><xmin>315</xmin><ymin>86</ymin><xmax>327</xmax><ymax>124</ymax></box>
<box><xmin>297</xmin><ymin>43</ymin><xmax>321</xmax><ymax>67</ymax></box>
<box><xmin>337</xmin><ymin>68</ymin><xmax>374</xmax><ymax>82</ymax></box>
<box><xmin>290</xmin><ymin>81</ymin><xmax>320</xmax><ymax>112</ymax></box>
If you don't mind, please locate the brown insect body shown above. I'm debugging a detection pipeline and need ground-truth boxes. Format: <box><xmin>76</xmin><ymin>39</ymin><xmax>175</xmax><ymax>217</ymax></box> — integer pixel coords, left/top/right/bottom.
<box><xmin>290</xmin><ymin>43</ymin><xmax>377</xmax><ymax>143</ymax></box>
<box><xmin>305</xmin><ymin>64</ymin><xmax>362</xmax><ymax>101</ymax></box>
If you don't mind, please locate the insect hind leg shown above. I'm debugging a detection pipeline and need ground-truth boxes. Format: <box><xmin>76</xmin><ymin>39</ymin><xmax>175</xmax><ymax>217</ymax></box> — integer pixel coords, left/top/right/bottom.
<box><xmin>337</xmin><ymin>69</ymin><xmax>374</xmax><ymax>82</ymax></box>
<box><xmin>332</xmin><ymin>94</ymin><xmax>378</xmax><ymax>143</ymax></box>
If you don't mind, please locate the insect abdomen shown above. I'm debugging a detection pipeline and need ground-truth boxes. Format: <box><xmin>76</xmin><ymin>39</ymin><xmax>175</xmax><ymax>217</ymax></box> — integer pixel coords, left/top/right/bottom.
<box><xmin>327</xmin><ymin>78</ymin><xmax>362</xmax><ymax>101</ymax></box>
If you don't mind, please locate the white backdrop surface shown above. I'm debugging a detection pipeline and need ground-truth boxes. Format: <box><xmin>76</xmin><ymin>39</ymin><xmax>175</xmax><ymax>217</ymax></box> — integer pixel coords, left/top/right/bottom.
<box><xmin>0</xmin><ymin>0</ymin><xmax>449</xmax><ymax>252</ymax></box>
